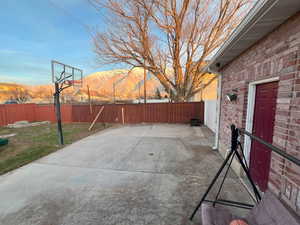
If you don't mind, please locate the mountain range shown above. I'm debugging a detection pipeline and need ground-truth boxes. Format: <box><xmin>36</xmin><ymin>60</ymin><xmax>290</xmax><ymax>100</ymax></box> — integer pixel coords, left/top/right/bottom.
<box><xmin>0</xmin><ymin>68</ymin><xmax>165</xmax><ymax>104</ymax></box>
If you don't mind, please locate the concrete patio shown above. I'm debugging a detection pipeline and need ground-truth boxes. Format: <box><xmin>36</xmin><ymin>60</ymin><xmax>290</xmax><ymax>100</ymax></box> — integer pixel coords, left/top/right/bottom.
<box><xmin>0</xmin><ymin>124</ymin><xmax>251</xmax><ymax>225</ymax></box>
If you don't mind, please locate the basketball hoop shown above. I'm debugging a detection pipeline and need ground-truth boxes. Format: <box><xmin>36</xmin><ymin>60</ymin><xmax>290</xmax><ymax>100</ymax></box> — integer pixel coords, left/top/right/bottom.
<box><xmin>52</xmin><ymin>60</ymin><xmax>83</xmax><ymax>90</ymax></box>
<box><xmin>63</xmin><ymin>80</ymin><xmax>72</xmax><ymax>86</ymax></box>
<box><xmin>69</xmin><ymin>80</ymin><xmax>82</xmax><ymax>87</ymax></box>
<box><xmin>51</xmin><ymin>60</ymin><xmax>83</xmax><ymax>145</ymax></box>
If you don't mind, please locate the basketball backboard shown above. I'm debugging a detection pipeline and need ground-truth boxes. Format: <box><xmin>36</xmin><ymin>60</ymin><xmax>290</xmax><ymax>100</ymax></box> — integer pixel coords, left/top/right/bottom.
<box><xmin>51</xmin><ymin>60</ymin><xmax>83</xmax><ymax>145</ymax></box>
<box><xmin>51</xmin><ymin>60</ymin><xmax>83</xmax><ymax>89</ymax></box>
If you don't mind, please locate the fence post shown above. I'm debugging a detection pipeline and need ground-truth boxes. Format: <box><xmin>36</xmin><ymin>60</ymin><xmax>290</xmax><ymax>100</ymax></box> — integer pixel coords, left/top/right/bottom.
<box><xmin>122</xmin><ymin>107</ymin><xmax>125</xmax><ymax>124</ymax></box>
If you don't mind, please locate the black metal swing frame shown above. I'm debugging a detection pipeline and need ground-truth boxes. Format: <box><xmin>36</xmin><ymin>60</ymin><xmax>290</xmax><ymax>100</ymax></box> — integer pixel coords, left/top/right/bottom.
<box><xmin>190</xmin><ymin>124</ymin><xmax>300</xmax><ymax>221</ymax></box>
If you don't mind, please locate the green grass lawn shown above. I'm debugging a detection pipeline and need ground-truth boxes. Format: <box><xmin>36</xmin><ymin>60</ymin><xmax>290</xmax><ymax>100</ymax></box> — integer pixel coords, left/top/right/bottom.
<box><xmin>0</xmin><ymin>123</ymin><xmax>110</xmax><ymax>175</ymax></box>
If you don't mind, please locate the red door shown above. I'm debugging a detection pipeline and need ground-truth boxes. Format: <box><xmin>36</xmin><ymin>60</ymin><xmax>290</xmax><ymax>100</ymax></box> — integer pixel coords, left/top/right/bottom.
<box><xmin>250</xmin><ymin>81</ymin><xmax>278</xmax><ymax>191</ymax></box>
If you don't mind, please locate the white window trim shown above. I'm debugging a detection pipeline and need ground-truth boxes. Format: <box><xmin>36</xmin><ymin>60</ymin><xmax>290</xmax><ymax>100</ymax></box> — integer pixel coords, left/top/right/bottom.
<box><xmin>244</xmin><ymin>77</ymin><xmax>279</xmax><ymax>164</ymax></box>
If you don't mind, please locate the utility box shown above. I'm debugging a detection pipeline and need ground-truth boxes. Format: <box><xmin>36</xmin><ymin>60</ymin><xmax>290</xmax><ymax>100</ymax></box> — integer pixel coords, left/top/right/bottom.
<box><xmin>190</xmin><ymin>118</ymin><xmax>202</xmax><ymax>126</ymax></box>
<box><xmin>0</xmin><ymin>138</ymin><xmax>8</xmax><ymax>147</ymax></box>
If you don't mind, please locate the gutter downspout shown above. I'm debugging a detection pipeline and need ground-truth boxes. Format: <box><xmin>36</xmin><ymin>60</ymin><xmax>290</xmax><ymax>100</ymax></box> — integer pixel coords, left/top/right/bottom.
<box><xmin>207</xmin><ymin>66</ymin><xmax>222</xmax><ymax>151</ymax></box>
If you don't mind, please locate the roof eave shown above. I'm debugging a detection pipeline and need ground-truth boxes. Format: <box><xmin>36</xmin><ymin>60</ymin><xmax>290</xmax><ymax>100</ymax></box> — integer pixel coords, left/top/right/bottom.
<box><xmin>207</xmin><ymin>0</ymin><xmax>300</xmax><ymax>72</ymax></box>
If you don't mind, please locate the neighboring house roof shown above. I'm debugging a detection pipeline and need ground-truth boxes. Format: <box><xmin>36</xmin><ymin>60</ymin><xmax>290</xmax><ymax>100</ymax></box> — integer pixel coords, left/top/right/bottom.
<box><xmin>208</xmin><ymin>0</ymin><xmax>300</xmax><ymax>71</ymax></box>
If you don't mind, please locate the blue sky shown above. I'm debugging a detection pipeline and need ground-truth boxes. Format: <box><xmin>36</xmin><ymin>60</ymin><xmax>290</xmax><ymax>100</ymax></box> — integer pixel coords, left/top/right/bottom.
<box><xmin>0</xmin><ymin>0</ymin><xmax>116</xmax><ymax>85</ymax></box>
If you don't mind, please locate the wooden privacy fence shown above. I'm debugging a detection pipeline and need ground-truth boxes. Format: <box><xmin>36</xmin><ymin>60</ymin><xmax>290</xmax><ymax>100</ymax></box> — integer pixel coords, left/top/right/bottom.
<box><xmin>0</xmin><ymin>104</ymin><xmax>36</xmax><ymax>126</ymax></box>
<box><xmin>0</xmin><ymin>102</ymin><xmax>204</xmax><ymax>126</ymax></box>
<box><xmin>72</xmin><ymin>102</ymin><xmax>204</xmax><ymax>124</ymax></box>
<box><xmin>0</xmin><ymin>104</ymin><xmax>73</xmax><ymax>126</ymax></box>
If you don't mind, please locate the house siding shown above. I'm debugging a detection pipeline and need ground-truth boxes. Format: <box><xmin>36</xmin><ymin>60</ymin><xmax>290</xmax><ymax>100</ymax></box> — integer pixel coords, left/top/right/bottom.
<box><xmin>193</xmin><ymin>74</ymin><xmax>218</xmax><ymax>101</ymax></box>
<box><xmin>219</xmin><ymin>12</ymin><xmax>300</xmax><ymax>214</ymax></box>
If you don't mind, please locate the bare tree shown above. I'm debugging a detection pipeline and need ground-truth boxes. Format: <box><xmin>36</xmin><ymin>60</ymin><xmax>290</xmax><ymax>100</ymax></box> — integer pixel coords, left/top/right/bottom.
<box><xmin>90</xmin><ymin>0</ymin><xmax>251</xmax><ymax>101</ymax></box>
<box><xmin>10</xmin><ymin>87</ymin><xmax>31</xmax><ymax>103</ymax></box>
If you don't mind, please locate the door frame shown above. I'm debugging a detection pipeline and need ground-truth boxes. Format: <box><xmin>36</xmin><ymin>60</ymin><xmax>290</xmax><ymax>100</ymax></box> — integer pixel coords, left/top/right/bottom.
<box><xmin>244</xmin><ymin>77</ymin><xmax>279</xmax><ymax>164</ymax></box>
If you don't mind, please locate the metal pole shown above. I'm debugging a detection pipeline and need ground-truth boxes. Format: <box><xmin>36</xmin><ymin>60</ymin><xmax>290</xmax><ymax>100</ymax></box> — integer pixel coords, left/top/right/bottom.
<box><xmin>169</xmin><ymin>86</ymin><xmax>171</xmax><ymax>102</ymax></box>
<box><xmin>240</xmin><ymin>128</ymin><xmax>300</xmax><ymax>166</ymax></box>
<box><xmin>87</xmin><ymin>85</ymin><xmax>92</xmax><ymax>114</ymax></box>
<box><xmin>113</xmin><ymin>83</ymin><xmax>116</xmax><ymax>104</ymax></box>
<box><xmin>139</xmin><ymin>83</ymin><xmax>141</xmax><ymax>104</ymax></box>
<box><xmin>144</xmin><ymin>67</ymin><xmax>147</xmax><ymax>104</ymax></box>
<box><xmin>54</xmin><ymin>82</ymin><xmax>64</xmax><ymax>145</ymax></box>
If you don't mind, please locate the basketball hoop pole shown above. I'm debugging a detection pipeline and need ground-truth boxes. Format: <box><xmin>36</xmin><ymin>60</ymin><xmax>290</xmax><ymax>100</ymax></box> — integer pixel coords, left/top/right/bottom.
<box><xmin>51</xmin><ymin>60</ymin><xmax>83</xmax><ymax>146</ymax></box>
<box><xmin>54</xmin><ymin>82</ymin><xmax>64</xmax><ymax>145</ymax></box>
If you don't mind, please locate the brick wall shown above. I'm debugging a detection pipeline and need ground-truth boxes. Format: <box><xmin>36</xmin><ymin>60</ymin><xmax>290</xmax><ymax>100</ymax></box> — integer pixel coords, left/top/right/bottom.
<box><xmin>219</xmin><ymin>12</ymin><xmax>300</xmax><ymax>213</ymax></box>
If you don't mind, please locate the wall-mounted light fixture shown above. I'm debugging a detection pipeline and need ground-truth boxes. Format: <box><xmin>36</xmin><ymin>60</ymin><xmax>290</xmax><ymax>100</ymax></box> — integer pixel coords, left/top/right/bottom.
<box><xmin>226</xmin><ymin>89</ymin><xmax>238</xmax><ymax>102</ymax></box>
